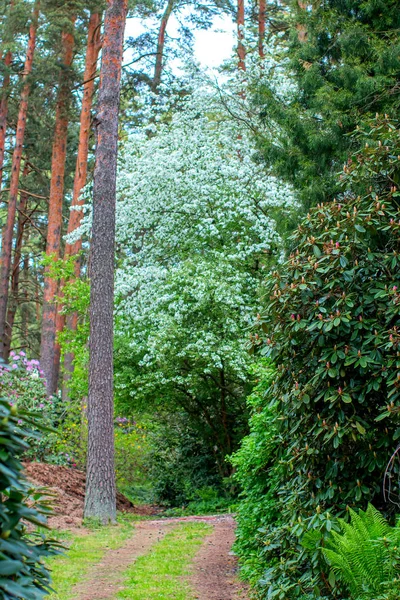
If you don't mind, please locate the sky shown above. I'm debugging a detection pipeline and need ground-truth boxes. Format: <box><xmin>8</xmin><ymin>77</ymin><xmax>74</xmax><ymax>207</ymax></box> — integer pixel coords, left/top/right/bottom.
<box><xmin>124</xmin><ymin>14</ymin><xmax>236</xmax><ymax>72</ymax></box>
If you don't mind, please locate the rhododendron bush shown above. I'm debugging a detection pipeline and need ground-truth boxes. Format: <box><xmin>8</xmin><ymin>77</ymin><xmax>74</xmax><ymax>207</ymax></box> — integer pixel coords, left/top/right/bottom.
<box><xmin>0</xmin><ymin>351</ymin><xmax>70</xmax><ymax>463</ymax></box>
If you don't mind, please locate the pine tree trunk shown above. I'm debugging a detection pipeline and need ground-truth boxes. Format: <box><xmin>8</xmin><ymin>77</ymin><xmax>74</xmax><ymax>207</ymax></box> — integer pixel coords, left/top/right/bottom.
<box><xmin>0</xmin><ymin>1</ymin><xmax>39</xmax><ymax>359</ymax></box>
<box><xmin>296</xmin><ymin>1</ymin><xmax>308</xmax><ymax>43</ymax></box>
<box><xmin>152</xmin><ymin>0</ymin><xmax>174</xmax><ymax>92</ymax></box>
<box><xmin>258</xmin><ymin>0</ymin><xmax>266</xmax><ymax>58</ymax></box>
<box><xmin>59</xmin><ymin>12</ymin><xmax>102</xmax><ymax>394</ymax></box>
<box><xmin>0</xmin><ymin>50</ymin><xmax>12</xmax><ymax>189</ymax></box>
<box><xmin>84</xmin><ymin>0</ymin><xmax>127</xmax><ymax>524</ymax></box>
<box><xmin>4</xmin><ymin>169</ymin><xmax>29</xmax><ymax>358</ymax></box>
<box><xmin>237</xmin><ymin>0</ymin><xmax>246</xmax><ymax>71</ymax></box>
<box><xmin>40</xmin><ymin>22</ymin><xmax>75</xmax><ymax>394</ymax></box>
<box><xmin>0</xmin><ymin>0</ymin><xmax>15</xmax><ymax>190</ymax></box>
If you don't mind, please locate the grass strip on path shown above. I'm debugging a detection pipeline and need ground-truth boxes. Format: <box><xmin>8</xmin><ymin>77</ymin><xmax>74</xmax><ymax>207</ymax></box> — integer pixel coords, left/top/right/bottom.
<box><xmin>48</xmin><ymin>515</ymin><xmax>138</xmax><ymax>599</ymax></box>
<box><xmin>118</xmin><ymin>521</ymin><xmax>212</xmax><ymax>600</ymax></box>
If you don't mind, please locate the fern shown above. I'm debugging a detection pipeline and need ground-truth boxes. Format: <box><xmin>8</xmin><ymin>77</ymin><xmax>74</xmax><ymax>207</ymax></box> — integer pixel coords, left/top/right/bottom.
<box><xmin>322</xmin><ymin>504</ymin><xmax>400</xmax><ymax>599</ymax></box>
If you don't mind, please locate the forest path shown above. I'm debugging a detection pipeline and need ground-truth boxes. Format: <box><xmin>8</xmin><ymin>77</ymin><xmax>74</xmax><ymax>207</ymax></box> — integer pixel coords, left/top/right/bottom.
<box><xmin>68</xmin><ymin>514</ymin><xmax>248</xmax><ymax>600</ymax></box>
<box><xmin>71</xmin><ymin>519</ymin><xmax>174</xmax><ymax>600</ymax></box>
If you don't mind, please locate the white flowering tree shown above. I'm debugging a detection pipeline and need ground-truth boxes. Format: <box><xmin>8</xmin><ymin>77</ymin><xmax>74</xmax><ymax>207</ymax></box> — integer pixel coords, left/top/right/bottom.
<box><xmin>114</xmin><ymin>80</ymin><xmax>296</xmax><ymax>473</ymax></box>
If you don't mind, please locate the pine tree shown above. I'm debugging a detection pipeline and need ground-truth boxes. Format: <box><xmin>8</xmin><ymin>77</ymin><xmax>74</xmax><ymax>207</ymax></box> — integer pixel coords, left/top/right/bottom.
<box><xmin>0</xmin><ymin>0</ymin><xmax>40</xmax><ymax>359</ymax></box>
<box><xmin>40</xmin><ymin>18</ymin><xmax>76</xmax><ymax>393</ymax></box>
<box><xmin>61</xmin><ymin>10</ymin><xmax>102</xmax><ymax>394</ymax></box>
<box><xmin>255</xmin><ymin>0</ymin><xmax>400</xmax><ymax>209</ymax></box>
<box><xmin>84</xmin><ymin>0</ymin><xmax>127</xmax><ymax>523</ymax></box>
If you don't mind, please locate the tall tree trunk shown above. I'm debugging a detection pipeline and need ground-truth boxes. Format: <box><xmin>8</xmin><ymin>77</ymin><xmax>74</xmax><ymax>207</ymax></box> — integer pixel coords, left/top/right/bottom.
<box><xmin>40</xmin><ymin>21</ymin><xmax>75</xmax><ymax>394</ymax></box>
<box><xmin>0</xmin><ymin>50</ymin><xmax>12</xmax><ymax>189</ymax></box>
<box><xmin>84</xmin><ymin>0</ymin><xmax>127</xmax><ymax>523</ymax></box>
<box><xmin>237</xmin><ymin>0</ymin><xmax>246</xmax><ymax>71</ymax></box>
<box><xmin>258</xmin><ymin>0</ymin><xmax>265</xmax><ymax>58</ymax></box>
<box><xmin>4</xmin><ymin>167</ymin><xmax>29</xmax><ymax>358</ymax></box>
<box><xmin>152</xmin><ymin>0</ymin><xmax>174</xmax><ymax>92</ymax></box>
<box><xmin>0</xmin><ymin>0</ymin><xmax>15</xmax><ymax>190</ymax></box>
<box><xmin>59</xmin><ymin>12</ymin><xmax>102</xmax><ymax>394</ymax></box>
<box><xmin>21</xmin><ymin>243</ymin><xmax>29</xmax><ymax>344</ymax></box>
<box><xmin>296</xmin><ymin>1</ymin><xmax>308</xmax><ymax>43</ymax></box>
<box><xmin>0</xmin><ymin>0</ymin><xmax>39</xmax><ymax>359</ymax></box>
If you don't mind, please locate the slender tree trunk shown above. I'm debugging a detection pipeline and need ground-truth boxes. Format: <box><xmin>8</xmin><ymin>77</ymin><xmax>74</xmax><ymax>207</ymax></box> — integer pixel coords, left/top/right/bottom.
<box><xmin>40</xmin><ymin>21</ymin><xmax>75</xmax><ymax>394</ymax></box>
<box><xmin>0</xmin><ymin>1</ymin><xmax>39</xmax><ymax>359</ymax></box>
<box><xmin>4</xmin><ymin>167</ymin><xmax>29</xmax><ymax>358</ymax></box>
<box><xmin>21</xmin><ymin>246</ymin><xmax>29</xmax><ymax>344</ymax></box>
<box><xmin>258</xmin><ymin>0</ymin><xmax>265</xmax><ymax>58</ymax></box>
<box><xmin>237</xmin><ymin>0</ymin><xmax>246</xmax><ymax>71</ymax></box>
<box><xmin>0</xmin><ymin>0</ymin><xmax>15</xmax><ymax>190</ymax></box>
<box><xmin>152</xmin><ymin>0</ymin><xmax>174</xmax><ymax>92</ymax></box>
<box><xmin>84</xmin><ymin>0</ymin><xmax>127</xmax><ymax>523</ymax></box>
<box><xmin>0</xmin><ymin>50</ymin><xmax>12</xmax><ymax>189</ymax></box>
<box><xmin>296</xmin><ymin>1</ymin><xmax>308</xmax><ymax>43</ymax></box>
<box><xmin>58</xmin><ymin>12</ymin><xmax>102</xmax><ymax>394</ymax></box>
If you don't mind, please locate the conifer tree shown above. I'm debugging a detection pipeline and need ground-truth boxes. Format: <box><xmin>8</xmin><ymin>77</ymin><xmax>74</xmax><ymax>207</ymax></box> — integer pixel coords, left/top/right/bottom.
<box><xmin>40</xmin><ymin>18</ymin><xmax>76</xmax><ymax>393</ymax></box>
<box><xmin>84</xmin><ymin>0</ymin><xmax>127</xmax><ymax>523</ymax></box>
<box><xmin>255</xmin><ymin>0</ymin><xmax>400</xmax><ymax>209</ymax></box>
<box><xmin>0</xmin><ymin>0</ymin><xmax>40</xmax><ymax>359</ymax></box>
<box><xmin>60</xmin><ymin>10</ymin><xmax>102</xmax><ymax>392</ymax></box>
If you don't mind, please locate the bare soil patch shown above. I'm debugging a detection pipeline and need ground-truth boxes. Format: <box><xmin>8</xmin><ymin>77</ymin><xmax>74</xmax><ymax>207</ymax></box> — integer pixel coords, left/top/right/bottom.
<box><xmin>190</xmin><ymin>515</ymin><xmax>249</xmax><ymax>600</ymax></box>
<box><xmin>23</xmin><ymin>462</ymin><xmax>160</xmax><ymax>529</ymax></box>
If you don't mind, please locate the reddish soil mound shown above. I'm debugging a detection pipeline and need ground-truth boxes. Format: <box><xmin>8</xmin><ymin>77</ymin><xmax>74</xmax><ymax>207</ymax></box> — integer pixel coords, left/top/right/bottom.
<box><xmin>23</xmin><ymin>462</ymin><xmax>134</xmax><ymax>529</ymax></box>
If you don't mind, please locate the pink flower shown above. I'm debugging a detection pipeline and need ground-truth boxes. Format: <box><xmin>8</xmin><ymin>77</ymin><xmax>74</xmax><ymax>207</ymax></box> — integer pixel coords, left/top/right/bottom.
<box><xmin>11</xmin><ymin>364</ymin><xmax>18</xmax><ymax>369</ymax></box>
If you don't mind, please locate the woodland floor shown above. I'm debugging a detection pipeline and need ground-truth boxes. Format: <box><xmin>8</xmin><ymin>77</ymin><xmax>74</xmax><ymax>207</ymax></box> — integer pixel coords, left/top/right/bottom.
<box><xmin>25</xmin><ymin>463</ymin><xmax>249</xmax><ymax>599</ymax></box>
<box><xmin>64</xmin><ymin>516</ymin><xmax>249</xmax><ymax>600</ymax></box>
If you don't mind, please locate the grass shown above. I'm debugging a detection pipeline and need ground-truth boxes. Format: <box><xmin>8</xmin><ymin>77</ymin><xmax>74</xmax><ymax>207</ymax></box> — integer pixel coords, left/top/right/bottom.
<box><xmin>48</xmin><ymin>514</ymin><xmax>138</xmax><ymax>599</ymax></box>
<box><xmin>117</xmin><ymin>522</ymin><xmax>212</xmax><ymax>599</ymax></box>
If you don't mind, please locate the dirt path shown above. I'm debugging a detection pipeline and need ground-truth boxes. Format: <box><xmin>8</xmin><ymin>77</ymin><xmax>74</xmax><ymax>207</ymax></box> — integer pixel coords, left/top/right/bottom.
<box><xmin>71</xmin><ymin>520</ymin><xmax>175</xmax><ymax>600</ymax></box>
<box><xmin>68</xmin><ymin>514</ymin><xmax>248</xmax><ymax>600</ymax></box>
<box><xmin>190</xmin><ymin>515</ymin><xmax>249</xmax><ymax>600</ymax></box>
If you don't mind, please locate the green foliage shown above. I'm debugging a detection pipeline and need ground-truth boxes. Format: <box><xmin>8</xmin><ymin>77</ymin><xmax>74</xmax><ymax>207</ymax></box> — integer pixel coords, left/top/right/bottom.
<box><xmin>231</xmin><ymin>361</ymin><xmax>281</xmax><ymax>585</ymax></box>
<box><xmin>114</xmin><ymin>417</ymin><xmax>151</xmax><ymax>502</ymax></box>
<box><xmin>255</xmin><ymin>0</ymin><xmax>400</xmax><ymax>209</ymax></box>
<box><xmin>145</xmin><ymin>411</ymin><xmax>227</xmax><ymax>507</ymax></box>
<box><xmin>0</xmin><ymin>352</ymin><xmax>66</xmax><ymax>462</ymax></box>
<box><xmin>0</xmin><ymin>397</ymin><xmax>61</xmax><ymax>599</ymax></box>
<box><xmin>235</xmin><ymin>116</ymin><xmax>400</xmax><ymax>598</ymax></box>
<box><xmin>322</xmin><ymin>504</ymin><xmax>400</xmax><ymax>600</ymax></box>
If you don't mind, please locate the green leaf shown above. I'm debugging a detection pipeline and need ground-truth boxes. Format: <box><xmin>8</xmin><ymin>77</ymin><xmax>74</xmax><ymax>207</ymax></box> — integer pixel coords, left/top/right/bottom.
<box><xmin>355</xmin><ymin>422</ymin><xmax>366</xmax><ymax>435</ymax></box>
<box><xmin>313</xmin><ymin>245</ymin><xmax>322</xmax><ymax>258</ymax></box>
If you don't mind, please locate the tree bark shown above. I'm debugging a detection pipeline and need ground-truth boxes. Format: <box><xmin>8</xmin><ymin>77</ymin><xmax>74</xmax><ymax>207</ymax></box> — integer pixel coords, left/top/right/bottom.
<box><xmin>0</xmin><ymin>0</ymin><xmax>39</xmax><ymax>359</ymax></box>
<box><xmin>152</xmin><ymin>0</ymin><xmax>174</xmax><ymax>92</ymax></box>
<box><xmin>296</xmin><ymin>1</ymin><xmax>308</xmax><ymax>43</ymax></box>
<box><xmin>0</xmin><ymin>0</ymin><xmax>15</xmax><ymax>190</ymax></box>
<box><xmin>4</xmin><ymin>166</ymin><xmax>29</xmax><ymax>358</ymax></box>
<box><xmin>258</xmin><ymin>0</ymin><xmax>266</xmax><ymax>58</ymax></box>
<box><xmin>237</xmin><ymin>0</ymin><xmax>246</xmax><ymax>71</ymax></box>
<box><xmin>40</xmin><ymin>20</ymin><xmax>75</xmax><ymax>394</ymax></box>
<box><xmin>0</xmin><ymin>50</ymin><xmax>12</xmax><ymax>189</ymax></box>
<box><xmin>84</xmin><ymin>0</ymin><xmax>127</xmax><ymax>524</ymax></box>
<box><xmin>57</xmin><ymin>12</ymin><xmax>102</xmax><ymax>395</ymax></box>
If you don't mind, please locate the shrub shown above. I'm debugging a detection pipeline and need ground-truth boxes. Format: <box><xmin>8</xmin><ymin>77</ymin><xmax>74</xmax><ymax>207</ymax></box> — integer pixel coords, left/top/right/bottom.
<box><xmin>231</xmin><ymin>361</ymin><xmax>281</xmax><ymax>585</ymax></box>
<box><xmin>0</xmin><ymin>397</ymin><xmax>61</xmax><ymax>599</ymax></box>
<box><xmin>0</xmin><ymin>352</ymin><xmax>69</xmax><ymax>463</ymax></box>
<box><xmin>238</xmin><ymin>116</ymin><xmax>400</xmax><ymax>598</ymax></box>
<box><xmin>146</xmin><ymin>411</ymin><xmax>226</xmax><ymax>507</ymax></box>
